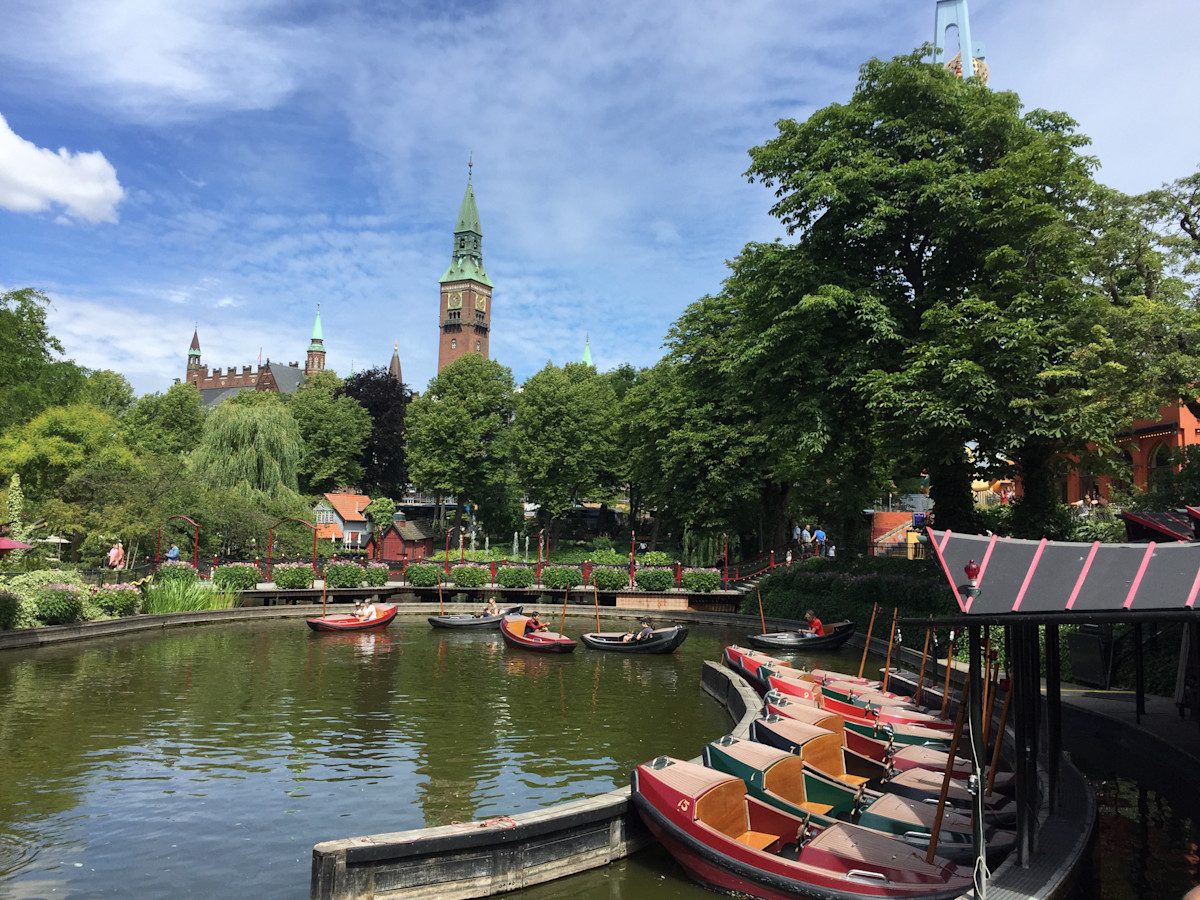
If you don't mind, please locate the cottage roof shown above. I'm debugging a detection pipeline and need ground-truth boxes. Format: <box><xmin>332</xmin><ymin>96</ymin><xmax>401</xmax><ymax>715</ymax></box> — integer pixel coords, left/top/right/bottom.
<box><xmin>323</xmin><ymin>493</ymin><xmax>371</xmax><ymax>523</ymax></box>
<box><xmin>316</xmin><ymin>523</ymin><xmax>343</xmax><ymax>540</ymax></box>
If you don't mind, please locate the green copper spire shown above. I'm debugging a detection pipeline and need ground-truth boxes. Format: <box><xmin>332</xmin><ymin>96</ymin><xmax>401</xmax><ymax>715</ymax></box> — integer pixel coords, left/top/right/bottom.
<box><xmin>309</xmin><ymin>305</ymin><xmax>324</xmax><ymax>351</ymax></box>
<box><xmin>582</xmin><ymin>334</ymin><xmax>594</xmax><ymax>368</ymax></box>
<box><xmin>440</xmin><ymin>163</ymin><xmax>493</xmax><ymax>287</ymax></box>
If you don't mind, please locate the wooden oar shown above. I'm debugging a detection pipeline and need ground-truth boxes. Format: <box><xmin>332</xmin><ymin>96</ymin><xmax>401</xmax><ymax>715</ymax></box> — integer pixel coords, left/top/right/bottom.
<box><xmin>858</xmin><ymin>603</ymin><xmax>879</xmax><ymax>679</ymax></box>
<box><xmin>559</xmin><ymin>589</ymin><xmax>569</xmax><ymax>636</ymax></box>
<box><xmin>593</xmin><ymin>584</ymin><xmax>600</xmax><ymax>632</ymax></box>
<box><xmin>914</xmin><ymin>615</ymin><xmax>933</xmax><ymax>707</ymax></box>
<box><xmin>987</xmin><ymin>676</ymin><xmax>1014</xmax><ymax>797</ymax></box>
<box><xmin>881</xmin><ymin>608</ymin><xmax>898</xmax><ymax>692</ymax></box>
<box><xmin>926</xmin><ymin>682</ymin><xmax>971</xmax><ymax>864</ymax></box>
<box><xmin>982</xmin><ymin>657</ymin><xmax>1001</xmax><ymax>747</ymax></box>
<box><xmin>941</xmin><ymin>632</ymin><xmax>956</xmax><ymax>718</ymax></box>
<box><xmin>755</xmin><ymin>587</ymin><xmax>767</xmax><ymax>635</ymax></box>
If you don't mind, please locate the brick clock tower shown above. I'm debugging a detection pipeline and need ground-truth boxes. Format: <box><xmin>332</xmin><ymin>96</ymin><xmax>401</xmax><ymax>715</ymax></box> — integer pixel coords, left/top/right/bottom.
<box><xmin>437</xmin><ymin>166</ymin><xmax>492</xmax><ymax>372</ymax></box>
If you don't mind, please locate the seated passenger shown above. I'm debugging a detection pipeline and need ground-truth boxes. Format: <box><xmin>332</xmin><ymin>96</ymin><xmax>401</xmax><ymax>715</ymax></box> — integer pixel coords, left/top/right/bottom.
<box><xmin>622</xmin><ymin>618</ymin><xmax>654</xmax><ymax>642</ymax></box>
<box><xmin>524</xmin><ymin>611</ymin><xmax>548</xmax><ymax>635</ymax></box>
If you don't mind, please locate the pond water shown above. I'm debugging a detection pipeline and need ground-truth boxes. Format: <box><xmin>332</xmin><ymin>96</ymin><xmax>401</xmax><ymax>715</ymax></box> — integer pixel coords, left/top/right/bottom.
<box><xmin>0</xmin><ymin>615</ymin><xmax>1189</xmax><ymax>900</ymax></box>
<box><xmin>0</xmin><ymin>616</ymin><xmax>863</xmax><ymax>899</ymax></box>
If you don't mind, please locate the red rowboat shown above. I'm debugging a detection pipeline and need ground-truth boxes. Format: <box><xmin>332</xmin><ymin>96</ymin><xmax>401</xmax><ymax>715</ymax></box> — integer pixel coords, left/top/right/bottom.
<box><xmin>499</xmin><ymin>614</ymin><xmax>577</xmax><ymax>654</ymax></box>
<box><xmin>632</xmin><ymin>756</ymin><xmax>971</xmax><ymax>900</ymax></box>
<box><xmin>306</xmin><ymin>604</ymin><xmax>397</xmax><ymax>633</ymax></box>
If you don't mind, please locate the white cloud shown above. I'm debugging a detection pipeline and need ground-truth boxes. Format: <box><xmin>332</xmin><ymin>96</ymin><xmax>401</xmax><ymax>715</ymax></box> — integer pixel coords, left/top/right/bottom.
<box><xmin>0</xmin><ymin>114</ymin><xmax>124</xmax><ymax>223</ymax></box>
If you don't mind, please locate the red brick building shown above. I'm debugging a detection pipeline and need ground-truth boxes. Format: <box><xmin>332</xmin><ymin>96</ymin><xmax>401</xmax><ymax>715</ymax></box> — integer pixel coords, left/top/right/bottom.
<box><xmin>366</xmin><ymin>515</ymin><xmax>436</xmax><ymax>561</ymax></box>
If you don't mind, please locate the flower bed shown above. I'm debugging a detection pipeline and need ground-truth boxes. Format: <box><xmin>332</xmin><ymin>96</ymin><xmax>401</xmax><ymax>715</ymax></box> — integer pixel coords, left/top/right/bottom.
<box><xmin>681</xmin><ymin>567</ymin><xmax>721</xmax><ymax>592</ymax></box>
<box><xmin>157</xmin><ymin>561</ymin><xmax>199</xmax><ymax>584</ymax></box>
<box><xmin>364</xmin><ymin>562</ymin><xmax>390</xmax><ymax>587</ymax></box>
<box><xmin>451</xmin><ymin>564</ymin><xmax>489</xmax><ymax>587</ymax></box>
<box><xmin>36</xmin><ymin>584</ymin><xmax>86</xmax><ymax>625</ymax></box>
<box><xmin>212</xmin><ymin>563</ymin><xmax>262</xmax><ymax>592</ymax></box>
<box><xmin>541</xmin><ymin>566</ymin><xmax>583</xmax><ymax>590</ymax></box>
<box><xmin>323</xmin><ymin>562</ymin><xmax>366</xmax><ymax>588</ymax></box>
<box><xmin>589</xmin><ymin>565</ymin><xmax>629</xmax><ymax>591</ymax></box>
<box><xmin>495</xmin><ymin>566</ymin><xmax>534</xmax><ymax>588</ymax></box>
<box><xmin>273</xmin><ymin>563</ymin><xmax>315</xmax><ymax>589</ymax></box>
<box><xmin>634</xmin><ymin>567</ymin><xmax>675</xmax><ymax>592</ymax></box>
<box><xmin>405</xmin><ymin>564</ymin><xmax>442</xmax><ymax>587</ymax></box>
<box><xmin>93</xmin><ymin>583</ymin><xmax>142</xmax><ymax>616</ymax></box>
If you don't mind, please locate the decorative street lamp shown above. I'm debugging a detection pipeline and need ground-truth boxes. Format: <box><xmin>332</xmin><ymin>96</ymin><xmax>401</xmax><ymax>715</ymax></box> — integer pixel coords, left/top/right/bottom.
<box><xmin>964</xmin><ymin>559</ymin><xmax>981</xmax><ymax>599</ymax></box>
<box><xmin>722</xmin><ymin>533</ymin><xmax>729</xmax><ymax>591</ymax></box>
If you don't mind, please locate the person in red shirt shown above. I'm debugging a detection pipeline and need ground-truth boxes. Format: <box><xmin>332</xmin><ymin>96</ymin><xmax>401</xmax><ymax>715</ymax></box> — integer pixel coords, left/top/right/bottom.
<box><xmin>800</xmin><ymin>609</ymin><xmax>826</xmax><ymax>637</ymax></box>
<box><xmin>524</xmin><ymin>611</ymin><xmax>548</xmax><ymax>636</ymax></box>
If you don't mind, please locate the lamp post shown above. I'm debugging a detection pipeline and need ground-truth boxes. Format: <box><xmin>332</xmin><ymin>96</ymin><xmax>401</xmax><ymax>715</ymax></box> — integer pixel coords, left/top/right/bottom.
<box><xmin>537</xmin><ymin>528</ymin><xmax>545</xmax><ymax>584</ymax></box>
<box><xmin>722</xmin><ymin>533</ymin><xmax>729</xmax><ymax>590</ymax></box>
<box><xmin>964</xmin><ymin>559</ymin><xmax>981</xmax><ymax>599</ymax></box>
<box><xmin>629</xmin><ymin>530</ymin><xmax>636</xmax><ymax>590</ymax></box>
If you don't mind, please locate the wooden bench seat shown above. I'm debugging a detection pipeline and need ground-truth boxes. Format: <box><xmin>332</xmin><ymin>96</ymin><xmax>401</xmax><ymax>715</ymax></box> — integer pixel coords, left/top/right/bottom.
<box><xmin>736</xmin><ymin>830</ymin><xmax>780</xmax><ymax>851</ymax></box>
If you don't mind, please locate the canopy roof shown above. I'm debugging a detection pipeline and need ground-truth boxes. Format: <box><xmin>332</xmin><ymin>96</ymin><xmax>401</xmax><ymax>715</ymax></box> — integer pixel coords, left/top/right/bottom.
<box><xmin>925</xmin><ymin>529</ymin><xmax>1200</xmax><ymax>625</ymax></box>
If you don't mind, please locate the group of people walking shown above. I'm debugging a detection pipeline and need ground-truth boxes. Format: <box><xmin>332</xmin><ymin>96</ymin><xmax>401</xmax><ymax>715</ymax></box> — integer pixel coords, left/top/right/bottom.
<box><xmin>790</xmin><ymin>523</ymin><xmax>831</xmax><ymax>559</ymax></box>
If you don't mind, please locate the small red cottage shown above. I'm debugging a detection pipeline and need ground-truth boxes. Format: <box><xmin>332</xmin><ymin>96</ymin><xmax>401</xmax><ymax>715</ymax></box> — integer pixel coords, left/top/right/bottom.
<box><xmin>367</xmin><ymin>514</ymin><xmax>436</xmax><ymax>561</ymax></box>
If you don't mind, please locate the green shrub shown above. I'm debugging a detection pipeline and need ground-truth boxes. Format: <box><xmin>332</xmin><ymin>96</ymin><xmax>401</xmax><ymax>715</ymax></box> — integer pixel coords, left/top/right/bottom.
<box><xmin>638</xmin><ymin>551</ymin><xmax>673</xmax><ymax>567</ymax></box>
<box><xmin>273</xmin><ymin>563</ymin><xmax>315</xmax><ymax>589</ymax></box>
<box><xmin>405</xmin><ymin>564</ymin><xmax>442</xmax><ymax>587</ymax></box>
<box><xmin>0</xmin><ymin>590</ymin><xmax>20</xmax><ymax>629</ymax></box>
<box><xmin>634</xmin><ymin>567</ymin><xmax>675</xmax><ymax>592</ymax></box>
<box><xmin>681</xmin><ymin>568</ymin><xmax>721</xmax><ymax>592</ymax></box>
<box><xmin>495</xmin><ymin>566</ymin><xmax>534</xmax><ymax>588</ymax></box>
<box><xmin>35</xmin><ymin>584</ymin><xmax>86</xmax><ymax>625</ymax></box>
<box><xmin>541</xmin><ymin>566</ymin><xmax>583</xmax><ymax>590</ymax></box>
<box><xmin>588</xmin><ymin>549</ymin><xmax>627</xmax><ymax>566</ymax></box>
<box><xmin>212</xmin><ymin>563</ymin><xmax>261</xmax><ymax>591</ymax></box>
<box><xmin>157</xmin><ymin>561</ymin><xmax>199</xmax><ymax>584</ymax></box>
<box><xmin>590</xmin><ymin>565</ymin><xmax>629</xmax><ymax>591</ymax></box>
<box><xmin>3</xmin><ymin>568</ymin><xmax>87</xmax><ymax>603</ymax></box>
<box><xmin>323</xmin><ymin>562</ymin><xmax>365</xmax><ymax>588</ymax></box>
<box><xmin>93</xmin><ymin>583</ymin><xmax>141</xmax><ymax>616</ymax></box>
<box><xmin>591</xmin><ymin>536</ymin><xmax>613</xmax><ymax>551</ymax></box>
<box><xmin>451</xmin><ymin>564</ymin><xmax>489</xmax><ymax>587</ymax></box>
<box><xmin>364</xmin><ymin>563</ymin><xmax>390</xmax><ymax>587</ymax></box>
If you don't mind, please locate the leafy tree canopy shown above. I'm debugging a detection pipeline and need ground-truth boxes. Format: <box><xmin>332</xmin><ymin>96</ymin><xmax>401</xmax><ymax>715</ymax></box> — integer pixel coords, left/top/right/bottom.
<box><xmin>289</xmin><ymin>370</ymin><xmax>371</xmax><ymax>494</ymax></box>
<box><xmin>337</xmin><ymin>366</ymin><xmax>411</xmax><ymax>495</ymax></box>
<box><xmin>0</xmin><ymin>289</ymin><xmax>86</xmax><ymax>432</ymax></box>
<box><xmin>0</xmin><ymin>403</ymin><xmax>134</xmax><ymax>500</ymax></box>
<box><xmin>189</xmin><ymin>402</ymin><xmax>303</xmax><ymax>502</ymax></box>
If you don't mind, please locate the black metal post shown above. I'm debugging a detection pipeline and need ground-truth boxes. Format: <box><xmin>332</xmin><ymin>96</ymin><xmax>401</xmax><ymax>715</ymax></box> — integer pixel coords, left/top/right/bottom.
<box><xmin>1012</xmin><ymin>623</ymin><xmax>1031</xmax><ymax>867</ymax></box>
<box><xmin>1045</xmin><ymin>623</ymin><xmax>1062</xmax><ymax>816</ymax></box>
<box><xmin>968</xmin><ymin>624</ymin><xmax>988</xmax><ymax>895</ymax></box>
<box><xmin>1023</xmin><ymin>624</ymin><xmax>1041</xmax><ymax>855</ymax></box>
<box><xmin>1134</xmin><ymin>623</ymin><xmax>1145</xmax><ymax>721</ymax></box>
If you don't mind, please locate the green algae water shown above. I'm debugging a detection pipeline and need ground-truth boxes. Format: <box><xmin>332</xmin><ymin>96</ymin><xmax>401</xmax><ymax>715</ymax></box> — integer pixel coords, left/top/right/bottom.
<box><xmin>0</xmin><ymin>615</ymin><xmax>864</xmax><ymax>898</ymax></box>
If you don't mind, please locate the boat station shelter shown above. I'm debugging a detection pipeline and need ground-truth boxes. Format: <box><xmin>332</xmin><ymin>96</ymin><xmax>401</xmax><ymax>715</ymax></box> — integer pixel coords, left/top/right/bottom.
<box><xmin>898</xmin><ymin>529</ymin><xmax>1200</xmax><ymax>894</ymax></box>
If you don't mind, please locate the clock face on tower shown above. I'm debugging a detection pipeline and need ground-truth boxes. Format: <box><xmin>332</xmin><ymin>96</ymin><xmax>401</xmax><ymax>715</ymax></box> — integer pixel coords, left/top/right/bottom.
<box><xmin>447</xmin><ymin>291</ymin><xmax>463</xmax><ymax>309</ymax></box>
<box><xmin>476</xmin><ymin>294</ymin><xmax>487</xmax><ymax>312</ymax></box>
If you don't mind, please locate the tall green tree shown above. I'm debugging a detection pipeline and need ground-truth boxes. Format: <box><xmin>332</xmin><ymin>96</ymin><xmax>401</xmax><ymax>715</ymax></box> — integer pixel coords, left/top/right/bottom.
<box><xmin>0</xmin><ymin>404</ymin><xmax>134</xmax><ymax>500</ymax></box>
<box><xmin>338</xmin><ymin>367</ymin><xmax>411</xmax><ymax>496</ymax></box>
<box><xmin>288</xmin><ymin>370</ymin><xmax>371</xmax><ymax>493</ymax></box>
<box><xmin>0</xmin><ymin>289</ymin><xmax>86</xmax><ymax>432</ymax></box>
<box><xmin>744</xmin><ymin>50</ymin><xmax>1200</xmax><ymax>535</ymax></box>
<box><xmin>122</xmin><ymin>382</ymin><xmax>206</xmax><ymax>458</ymax></box>
<box><xmin>189</xmin><ymin>402</ymin><xmax>303</xmax><ymax>501</ymax></box>
<box><xmin>511</xmin><ymin>362</ymin><xmax>617</xmax><ymax>544</ymax></box>
<box><xmin>81</xmin><ymin>370</ymin><xmax>136</xmax><ymax>417</ymax></box>
<box><xmin>406</xmin><ymin>354</ymin><xmax>518</xmax><ymax>532</ymax></box>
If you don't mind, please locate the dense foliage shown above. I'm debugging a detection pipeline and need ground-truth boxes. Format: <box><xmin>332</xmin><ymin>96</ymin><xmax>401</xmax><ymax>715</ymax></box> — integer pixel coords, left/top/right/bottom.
<box><xmin>93</xmin><ymin>583</ymin><xmax>141</xmax><ymax>616</ymax></box>
<box><xmin>272</xmin><ymin>563</ymin><xmax>315</xmax><ymax>589</ymax></box>
<box><xmin>212</xmin><ymin>563</ymin><xmax>262</xmax><ymax>591</ymax></box>
<box><xmin>681</xmin><ymin>568</ymin><xmax>721</xmax><ymax>592</ymax></box>
<box><xmin>633</xmin><ymin>567</ymin><xmax>675</xmax><ymax>592</ymax></box>
<box><xmin>364</xmin><ymin>562</ymin><xmax>390</xmax><ymax>587</ymax></box>
<box><xmin>0</xmin><ymin>590</ymin><xmax>21</xmax><ymax>629</ymax></box>
<box><xmin>540</xmin><ymin>566</ymin><xmax>583</xmax><ymax>590</ymax></box>
<box><xmin>35</xmin><ymin>584</ymin><xmax>86</xmax><ymax>625</ymax></box>
<box><xmin>495</xmin><ymin>565</ymin><xmax>534</xmax><ymax>588</ymax></box>
<box><xmin>451</xmin><ymin>564</ymin><xmax>489</xmax><ymax>587</ymax></box>
<box><xmin>588</xmin><ymin>566</ymin><xmax>628</xmax><ymax>591</ymax></box>
<box><xmin>156</xmin><ymin>562</ymin><xmax>199</xmax><ymax>585</ymax></box>
<box><xmin>404</xmin><ymin>564</ymin><xmax>442</xmax><ymax>587</ymax></box>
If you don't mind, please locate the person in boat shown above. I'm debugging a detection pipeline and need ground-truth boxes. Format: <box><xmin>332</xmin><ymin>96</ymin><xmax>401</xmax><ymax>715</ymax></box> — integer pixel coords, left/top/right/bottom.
<box><xmin>800</xmin><ymin>609</ymin><xmax>826</xmax><ymax>636</ymax></box>
<box><xmin>524</xmin><ymin>611</ymin><xmax>548</xmax><ymax>635</ymax></box>
<box><xmin>477</xmin><ymin>597</ymin><xmax>499</xmax><ymax>618</ymax></box>
<box><xmin>355</xmin><ymin>599</ymin><xmax>378</xmax><ymax>621</ymax></box>
<box><xmin>622</xmin><ymin>618</ymin><xmax>654</xmax><ymax>642</ymax></box>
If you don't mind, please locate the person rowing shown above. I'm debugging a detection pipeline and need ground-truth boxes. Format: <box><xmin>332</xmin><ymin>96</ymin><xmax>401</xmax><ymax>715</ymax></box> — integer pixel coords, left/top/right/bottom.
<box><xmin>799</xmin><ymin>609</ymin><xmax>826</xmax><ymax>637</ymax></box>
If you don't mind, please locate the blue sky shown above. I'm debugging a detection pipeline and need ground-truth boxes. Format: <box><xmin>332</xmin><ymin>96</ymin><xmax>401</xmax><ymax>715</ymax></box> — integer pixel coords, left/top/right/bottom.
<box><xmin>2</xmin><ymin>0</ymin><xmax>1198</xmax><ymax>396</ymax></box>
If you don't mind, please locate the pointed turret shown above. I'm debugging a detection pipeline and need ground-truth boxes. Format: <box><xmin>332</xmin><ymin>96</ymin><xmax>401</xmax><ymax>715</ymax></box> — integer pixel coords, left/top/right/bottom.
<box><xmin>582</xmin><ymin>334</ymin><xmax>594</xmax><ymax>368</ymax></box>
<box><xmin>389</xmin><ymin>342</ymin><xmax>403</xmax><ymax>383</ymax></box>
<box><xmin>306</xmin><ymin>305</ymin><xmax>326</xmax><ymax>375</ymax></box>
<box><xmin>187</xmin><ymin>327</ymin><xmax>202</xmax><ymax>381</ymax></box>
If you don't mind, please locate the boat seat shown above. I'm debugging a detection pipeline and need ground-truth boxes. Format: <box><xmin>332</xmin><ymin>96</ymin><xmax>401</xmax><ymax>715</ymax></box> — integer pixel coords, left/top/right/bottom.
<box><xmin>736</xmin><ymin>830</ymin><xmax>779</xmax><ymax>851</ymax></box>
<box><xmin>798</xmin><ymin>801</ymin><xmax>834</xmax><ymax>816</ymax></box>
<box><xmin>695</xmin><ymin>779</ymin><xmax>750</xmax><ymax>839</ymax></box>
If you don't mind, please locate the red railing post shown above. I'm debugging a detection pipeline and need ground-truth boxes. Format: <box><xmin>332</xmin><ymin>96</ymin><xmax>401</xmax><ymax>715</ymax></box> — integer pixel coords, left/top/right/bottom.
<box><xmin>676</xmin><ymin>562</ymin><xmax>682</xmax><ymax>588</ymax></box>
<box><xmin>490</xmin><ymin>560</ymin><xmax>496</xmax><ymax>585</ymax></box>
<box><xmin>402</xmin><ymin>558</ymin><xmax>408</xmax><ymax>583</ymax></box>
<box><xmin>770</xmin><ymin>550</ymin><xmax>775</xmax><ymax>571</ymax></box>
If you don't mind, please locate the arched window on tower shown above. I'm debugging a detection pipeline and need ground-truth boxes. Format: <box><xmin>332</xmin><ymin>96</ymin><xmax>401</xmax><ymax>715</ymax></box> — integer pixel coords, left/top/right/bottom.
<box><xmin>475</xmin><ymin>340</ymin><xmax>481</xmax><ymax>351</ymax></box>
<box><xmin>451</xmin><ymin>339</ymin><xmax>457</xmax><ymax>350</ymax></box>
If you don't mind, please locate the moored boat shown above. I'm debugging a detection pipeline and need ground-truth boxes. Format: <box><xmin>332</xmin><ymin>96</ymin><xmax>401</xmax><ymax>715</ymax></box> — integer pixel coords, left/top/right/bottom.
<box><xmin>747</xmin><ymin>621</ymin><xmax>855</xmax><ymax>652</ymax></box>
<box><xmin>428</xmin><ymin>604</ymin><xmax>523</xmax><ymax>629</ymax></box>
<box><xmin>580</xmin><ymin>625</ymin><xmax>688</xmax><ymax>654</ymax></box>
<box><xmin>306</xmin><ymin>604</ymin><xmax>397</xmax><ymax>633</ymax></box>
<box><xmin>499</xmin><ymin>613</ymin><xmax>577</xmax><ymax>653</ymax></box>
<box><xmin>765</xmin><ymin>691</ymin><xmax>952</xmax><ymax>750</ymax></box>
<box><xmin>631</xmin><ymin>755</ymin><xmax>972</xmax><ymax>900</ymax></box>
<box><xmin>703</xmin><ymin>735</ymin><xmax>1012</xmax><ymax>865</ymax></box>
<box><xmin>723</xmin><ymin>645</ymin><xmax>792</xmax><ymax>689</ymax></box>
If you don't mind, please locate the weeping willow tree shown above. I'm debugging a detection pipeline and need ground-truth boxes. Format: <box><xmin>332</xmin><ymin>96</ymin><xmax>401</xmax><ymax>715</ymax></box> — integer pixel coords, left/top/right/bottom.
<box><xmin>189</xmin><ymin>403</ymin><xmax>302</xmax><ymax>501</ymax></box>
